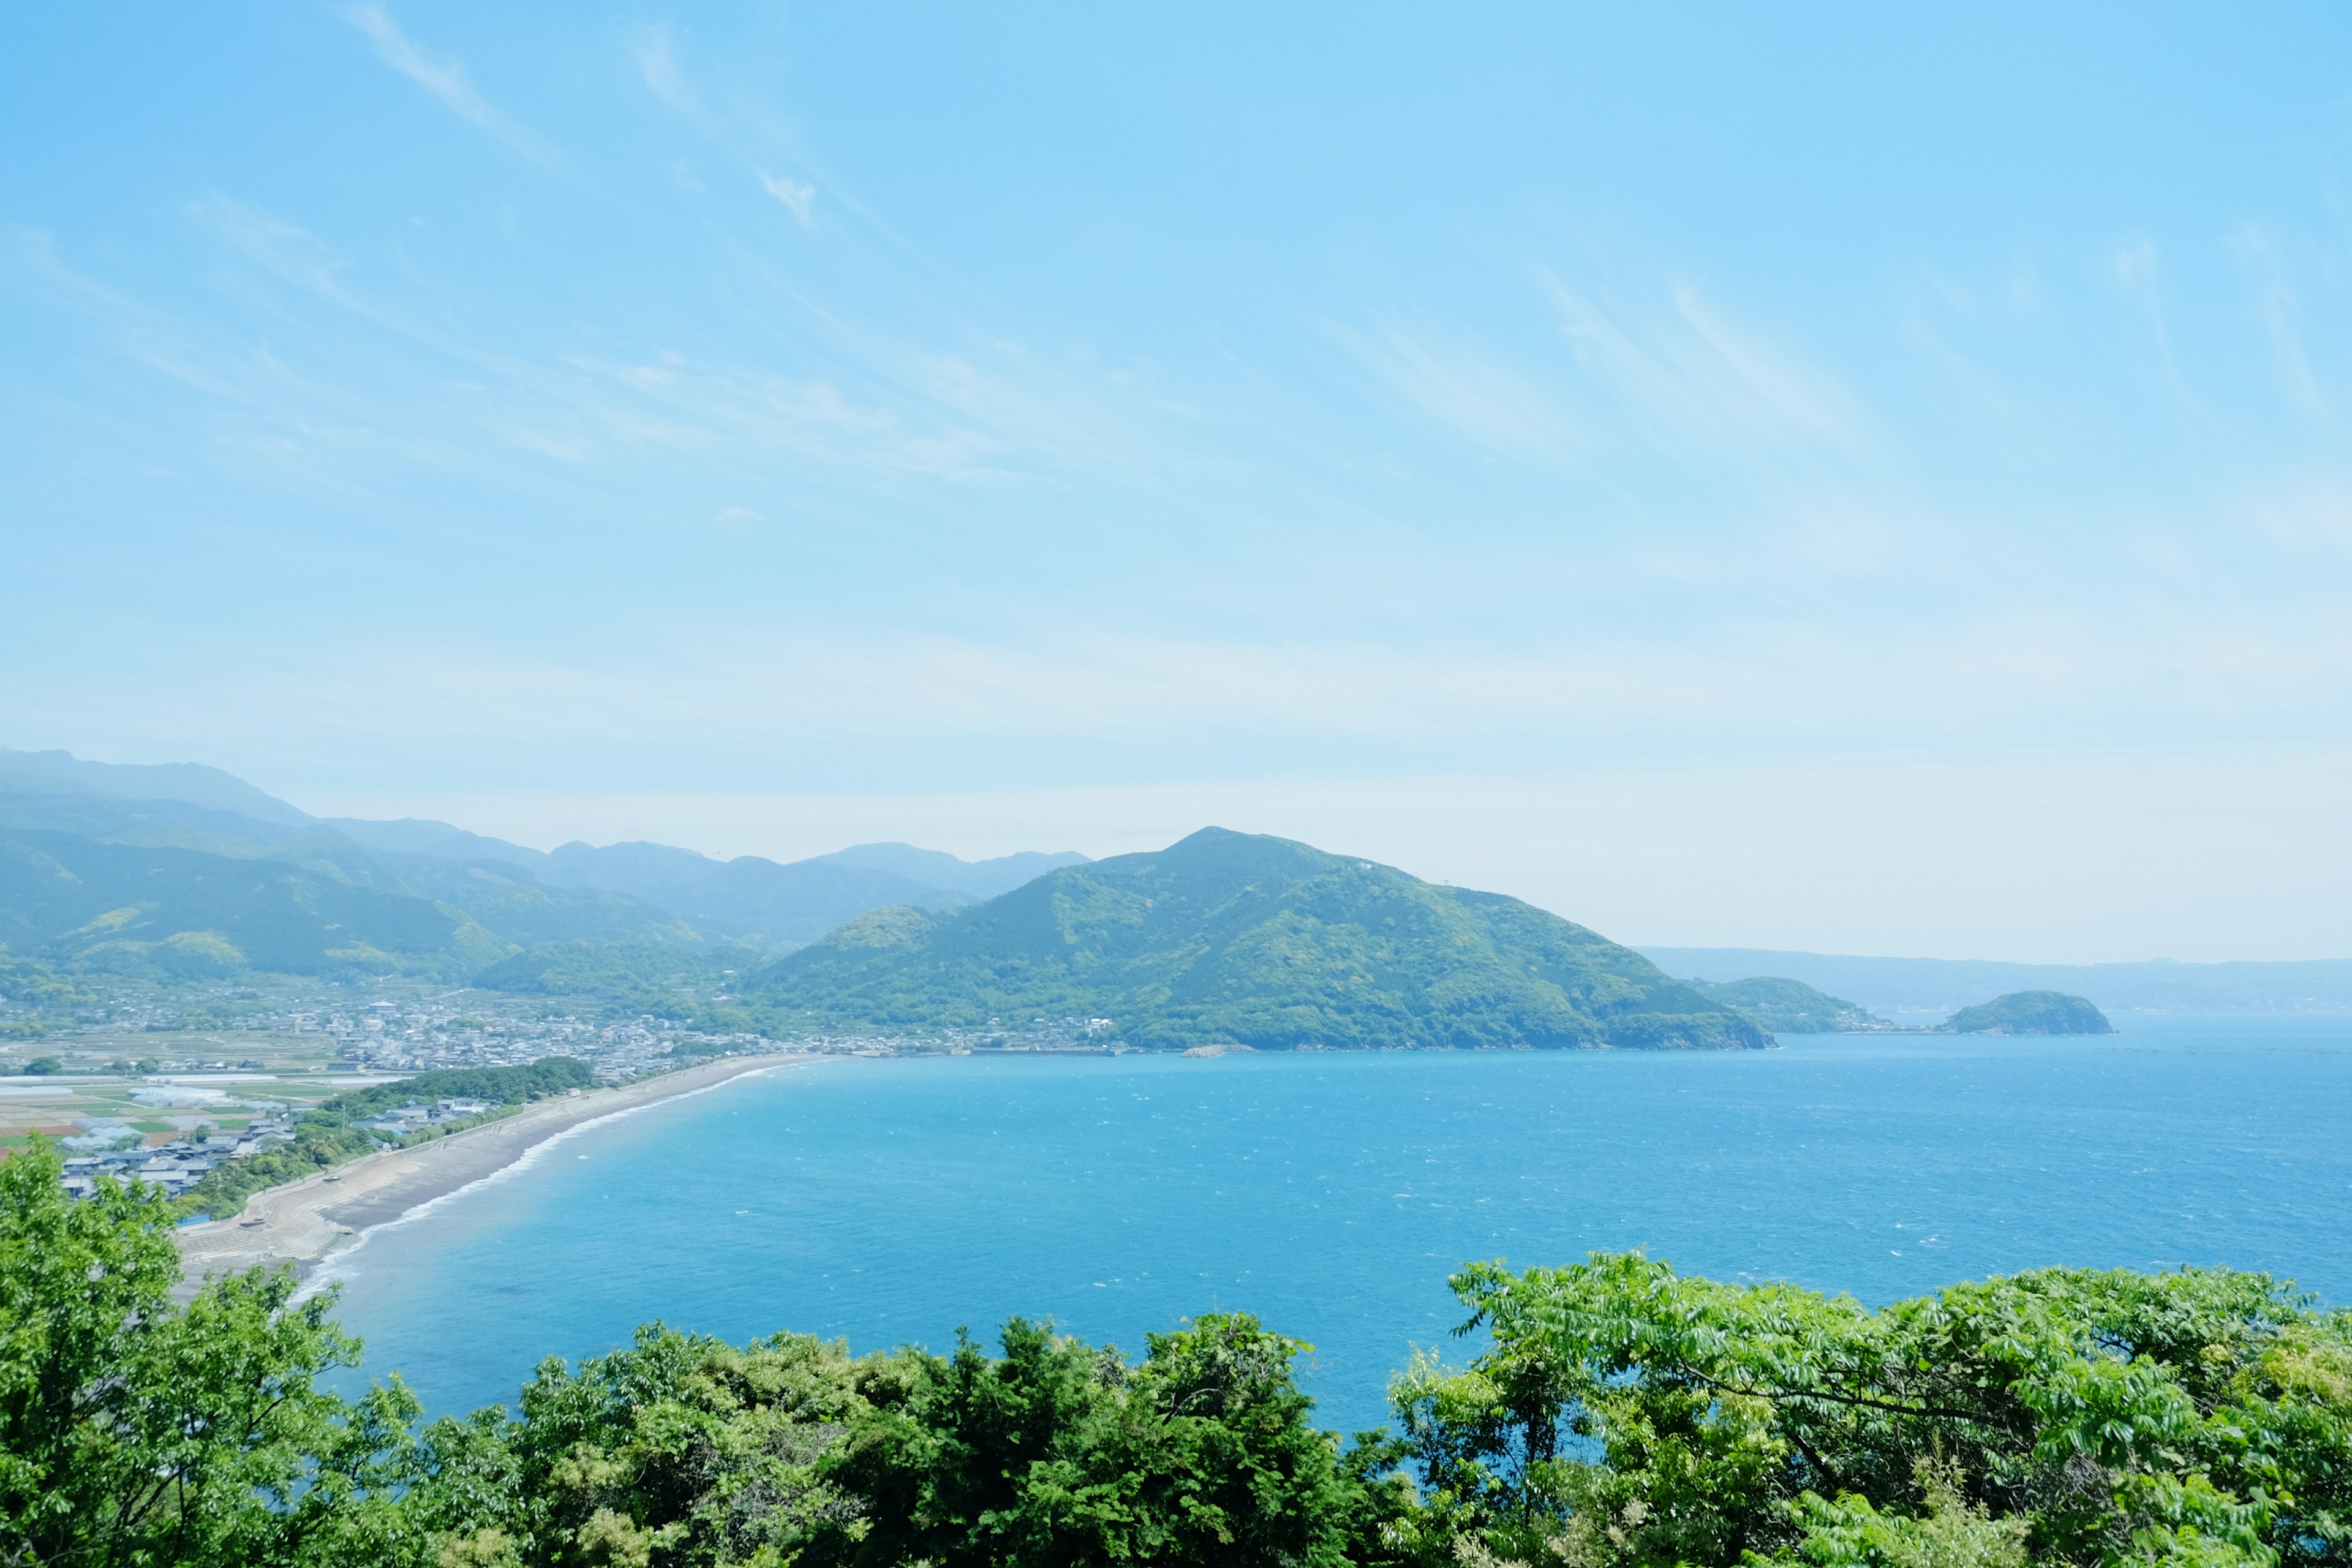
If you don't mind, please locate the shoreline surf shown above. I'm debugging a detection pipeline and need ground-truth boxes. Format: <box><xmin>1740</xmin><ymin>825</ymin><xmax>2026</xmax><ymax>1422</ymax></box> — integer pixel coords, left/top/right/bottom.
<box><xmin>172</xmin><ymin>1052</ymin><xmax>825</xmax><ymax>1299</ymax></box>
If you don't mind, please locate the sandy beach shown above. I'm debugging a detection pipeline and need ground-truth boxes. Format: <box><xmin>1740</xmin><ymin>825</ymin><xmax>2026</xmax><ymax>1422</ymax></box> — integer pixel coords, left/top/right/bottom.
<box><xmin>172</xmin><ymin>1053</ymin><xmax>822</xmax><ymax>1296</ymax></box>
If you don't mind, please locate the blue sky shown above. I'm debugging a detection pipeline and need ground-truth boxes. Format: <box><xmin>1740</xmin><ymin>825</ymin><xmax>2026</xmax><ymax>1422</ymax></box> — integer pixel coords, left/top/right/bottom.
<box><xmin>5</xmin><ymin>3</ymin><xmax>2350</xmax><ymax>961</ymax></box>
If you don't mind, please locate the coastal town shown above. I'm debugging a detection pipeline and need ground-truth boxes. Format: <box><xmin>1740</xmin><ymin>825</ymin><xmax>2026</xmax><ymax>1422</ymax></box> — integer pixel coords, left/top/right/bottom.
<box><xmin>1</xmin><ymin>971</ymin><xmax>1140</xmax><ymax>1204</ymax></box>
<box><xmin>0</xmin><ymin>973</ymin><xmax>774</xmax><ymax>1200</ymax></box>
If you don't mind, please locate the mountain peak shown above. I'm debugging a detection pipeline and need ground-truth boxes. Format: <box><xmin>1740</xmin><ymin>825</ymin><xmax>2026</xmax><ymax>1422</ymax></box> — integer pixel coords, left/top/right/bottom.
<box><xmin>0</xmin><ymin>747</ymin><xmax>311</xmax><ymax>827</ymax></box>
<box><xmin>750</xmin><ymin>831</ymin><xmax>1765</xmax><ymax>1052</ymax></box>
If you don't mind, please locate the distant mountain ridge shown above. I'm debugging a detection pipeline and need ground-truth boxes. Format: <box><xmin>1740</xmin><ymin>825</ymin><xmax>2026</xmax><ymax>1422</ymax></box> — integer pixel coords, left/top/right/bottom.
<box><xmin>0</xmin><ymin>747</ymin><xmax>312</xmax><ymax>827</ymax></box>
<box><xmin>745</xmin><ymin>827</ymin><xmax>1768</xmax><ymax>1052</ymax></box>
<box><xmin>0</xmin><ymin>748</ymin><xmax>1088</xmax><ymax>977</ymax></box>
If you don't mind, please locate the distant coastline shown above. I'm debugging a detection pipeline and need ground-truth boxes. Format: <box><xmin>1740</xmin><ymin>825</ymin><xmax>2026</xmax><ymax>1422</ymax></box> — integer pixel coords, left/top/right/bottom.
<box><xmin>172</xmin><ymin>1052</ymin><xmax>821</xmax><ymax>1297</ymax></box>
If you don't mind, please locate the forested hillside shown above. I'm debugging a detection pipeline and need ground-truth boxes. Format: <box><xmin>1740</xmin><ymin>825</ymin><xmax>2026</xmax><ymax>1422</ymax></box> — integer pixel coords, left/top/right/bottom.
<box><xmin>747</xmin><ymin>827</ymin><xmax>1768</xmax><ymax>1050</ymax></box>
<box><xmin>1686</xmin><ymin>974</ymin><xmax>1893</xmax><ymax>1032</ymax></box>
<box><xmin>0</xmin><ymin>829</ymin><xmax>507</xmax><ymax>979</ymax></box>
<box><xmin>0</xmin><ymin>751</ymin><xmax>1085</xmax><ymax>987</ymax></box>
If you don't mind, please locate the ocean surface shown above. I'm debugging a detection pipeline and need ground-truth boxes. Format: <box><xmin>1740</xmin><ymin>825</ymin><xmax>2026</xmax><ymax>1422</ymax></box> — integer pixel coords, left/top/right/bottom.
<box><xmin>323</xmin><ymin>1015</ymin><xmax>2352</xmax><ymax>1436</ymax></box>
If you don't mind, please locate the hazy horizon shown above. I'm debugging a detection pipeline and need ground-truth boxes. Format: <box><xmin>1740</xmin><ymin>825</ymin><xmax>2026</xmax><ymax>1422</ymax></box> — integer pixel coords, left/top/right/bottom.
<box><xmin>0</xmin><ymin>741</ymin><xmax>2340</xmax><ymax>971</ymax></box>
<box><xmin>7</xmin><ymin>6</ymin><xmax>2350</xmax><ymax>964</ymax></box>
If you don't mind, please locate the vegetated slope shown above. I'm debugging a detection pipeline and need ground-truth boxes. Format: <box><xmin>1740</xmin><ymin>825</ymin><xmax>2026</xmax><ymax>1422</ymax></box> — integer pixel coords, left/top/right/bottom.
<box><xmin>1940</xmin><ymin>989</ymin><xmax>2113</xmax><ymax>1035</ymax></box>
<box><xmin>373</xmin><ymin>854</ymin><xmax>699</xmax><ymax>948</ymax></box>
<box><xmin>323</xmin><ymin>815</ymin><xmax>547</xmax><ymax>870</ymax></box>
<box><xmin>0</xmin><ymin>745</ymin><xmax>312</xmax><ymax>824</ymax></box>
<box><xmin>1686</xmin><ymin>975</ymin><xmax>1894</xmax><ymax>1033</ymax></box>
<box><xmin>0</xmin><ymin>775</ymin><xmax>398</xmax><ymax>889</ymax></box>
<box><xmin>746</xmin><ymin>827</ymin><xmax>1768</xmax><ymax>1050</ymax></box>
<box><xmin>472</xmin><ymin>939</ymin><xmax>764</xmax><ymax>1029</ymax></box>
<box><xmin>0</xmin><ymin>829</ymin><xmax>506</xmax><ymax>979</ymax></box>
<box><xmin>3</xmin><ymin>751</ymin><xmax>1094</xmax><ymax>962</ymax></box>
<box><xmin>538</xmin><ymin>842</ymin><xmax>973</xmax><ymax>949</ymax></box>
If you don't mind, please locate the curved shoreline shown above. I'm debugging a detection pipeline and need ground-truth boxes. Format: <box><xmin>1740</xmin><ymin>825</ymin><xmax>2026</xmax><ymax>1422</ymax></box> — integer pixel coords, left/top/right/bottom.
<box><xmin>172</xmin><ymin>1053</ymin><xmax>823</xmax><ymax>1298</ymax></box>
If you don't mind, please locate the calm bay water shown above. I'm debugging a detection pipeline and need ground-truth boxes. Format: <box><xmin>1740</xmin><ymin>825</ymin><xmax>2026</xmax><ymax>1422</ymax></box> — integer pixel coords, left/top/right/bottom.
<box><xmin>324</xmin><ymin>1015</ymin><xmax>2352</xmax><ymax>1436</ymax></box>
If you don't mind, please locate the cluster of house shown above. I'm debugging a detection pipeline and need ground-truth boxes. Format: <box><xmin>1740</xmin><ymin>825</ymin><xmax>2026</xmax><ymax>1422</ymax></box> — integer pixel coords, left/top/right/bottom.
<box><xmin>350</xmin><ymin>1097</ymin><xmax>492</xmax><ymax>1136</ymax></box>
<box><xmin>55</xmin><ymin>1095</ymin><xmax>496</xmax><ymax>1202</ymax></box>
<box><xmin>59</xmin><ymin>1115</ymin><xmax>298</xmax><ymax>1201</ymax></box>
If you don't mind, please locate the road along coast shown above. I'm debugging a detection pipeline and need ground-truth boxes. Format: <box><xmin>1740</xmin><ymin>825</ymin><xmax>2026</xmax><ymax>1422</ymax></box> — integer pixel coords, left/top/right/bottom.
<box><xmin>172</xmin><ymin>1053</ymin><xmax>822</xmax><ymax>1297</ymax></box>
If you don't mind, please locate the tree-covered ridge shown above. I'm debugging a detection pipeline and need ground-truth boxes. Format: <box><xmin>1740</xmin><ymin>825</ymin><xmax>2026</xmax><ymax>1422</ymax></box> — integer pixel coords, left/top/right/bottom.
<box><xmin>7</xmin><ymin>1136</ymin><xmax>2348</xmax><ymax>1568</ymax></box>
<box><xmin>1942</xmin><ymin>990</ymin><xmax>2114</xmax><ymax>1035</ymax></box>
<box><xmin>1686</xmin><ymin>975</ymin><xmax>1894</xmax><ymax>1033</ymax></box>
<box><xmin>0</xmin><ymin>755</ymin><xmax>1092</xmax><ymax>996</ymax></box>
<box><xmin>0</xmin><ymin>827</ymin><xmax>508</xmax><ymax>981</ymax></box>
<box><xmin>471</xmin><ymin>939</ymin><xmax>765</xmax><ymax>1030</ymax></box>
<box><xmin>744</xmin><ymin>828</ymin><xmax>1769</xmax><ymax>1051</ymax></box>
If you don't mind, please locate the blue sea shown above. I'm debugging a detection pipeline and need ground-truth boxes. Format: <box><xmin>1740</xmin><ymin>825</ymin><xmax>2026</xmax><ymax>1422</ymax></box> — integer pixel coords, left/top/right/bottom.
<box><xmin>324</xmin><ymin>1016</ymin><xmax>2352</xmax><ymax>1436</ymax></box>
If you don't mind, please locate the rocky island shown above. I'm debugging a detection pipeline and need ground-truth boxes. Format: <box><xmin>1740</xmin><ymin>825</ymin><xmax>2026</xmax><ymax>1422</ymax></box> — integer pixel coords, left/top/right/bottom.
<box><xmin>1939</xmin><ymin>989</ymin><xmax>2114</xmax><ymax>1035</ymax></box>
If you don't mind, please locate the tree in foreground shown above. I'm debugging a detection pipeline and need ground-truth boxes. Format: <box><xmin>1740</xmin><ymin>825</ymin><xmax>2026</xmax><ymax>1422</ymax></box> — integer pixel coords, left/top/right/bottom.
<box><xmin>10</xmin><ymin>1126</ymin><xmax>2351</xmax><ymax>1568</ymax></box>
<box><xmin>408</xmin><ymin>1311</ymin><xmax>1374</xmax><ymax>1567</ymax></box>
<box><xmin>0</xmin><ymin>1138</ymin><xmax>426</xmax><ymax>1568</ymax></box>
<box><xmin>1387</xmin><ymin>1251</ymin><xmax>2352</xmax><ymax>1568</ymax></box>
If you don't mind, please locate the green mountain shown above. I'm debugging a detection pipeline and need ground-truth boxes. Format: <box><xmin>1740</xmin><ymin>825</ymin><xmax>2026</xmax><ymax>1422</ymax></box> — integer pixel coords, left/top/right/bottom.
<box><xmin>1940</xmin><ymin>989</ymin><xmax>2114</xmax><ymax>1035</ymax></box>
<box><xmin>0</xmin><ymin>829</ymin><xmax>507</xmax><ymax>979</ymax></box>
<box><xmin>0</xmin><ymin>752</ymin><xmax>1094</xmax><ymax>972</ymax></box>
<box><xmin>744</xmin><ymin>827</ymin><xmax>1768</xmax><ymax>1050</ymax></box>
<box><xmin>0</xmin><ymin>746</ymin><xmax>311</xmax><ymax>825</ymax></box>
<box><xmin>371</xmin><ymin>854</ymin><xmax>699</xmax><ymax>948</ymax></box>
<box><xmin>1686</xmin><ymin>975</ymin><xmax>1893</xmax><ymax>1033</ymax></box>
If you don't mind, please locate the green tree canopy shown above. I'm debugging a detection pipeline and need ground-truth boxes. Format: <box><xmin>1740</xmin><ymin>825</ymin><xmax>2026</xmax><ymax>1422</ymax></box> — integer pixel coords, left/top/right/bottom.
<box><xmin>1388</xmin><ymin>1252</ymin><xmax>2352</xmax><ymax>1568</ymax></box>
<box><xmin>0</xmin><ymin>1139</ymin><xmax>425</xmax><ymax>1567</ymax></box>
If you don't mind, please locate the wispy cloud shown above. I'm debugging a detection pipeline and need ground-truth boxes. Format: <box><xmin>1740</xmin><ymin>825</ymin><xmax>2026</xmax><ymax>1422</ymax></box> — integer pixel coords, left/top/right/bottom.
<box><xmin>2110</xmin><ymin>236</ymin><xmax>2199</xmax><ymax>409</ymax></box>
<box><xmin>633</xmin><ymin>28</ymin><xmax>698</xmax><ymax>116</ymax></box>
<box><xmin>341</xmin><ymin>4</ymin><xmax>555</xmax><ymax>165</ymax></box>
<box><xmin>1329</xmin><ymin>317</ymin><xmax>1585</xmax><ymax>461</ymax></box>
<box><xmin>758</xmin><ymin>171</ymin><xmax>816</xmax><ymax>225</ymax></box>
<box><xmin>191</xmin><ymin>194</ymin><xmax>363</xmax><ymax>309</ymax></box>
<box><xmin>1540</xmin><ymin>271</ymin><xmax>1858</xmax><ymax>454</ymax></box>
<box><xmin>2231</xmin><ymin>225</ymin><xmax>2326</xmax><ymax>419</ymax></box>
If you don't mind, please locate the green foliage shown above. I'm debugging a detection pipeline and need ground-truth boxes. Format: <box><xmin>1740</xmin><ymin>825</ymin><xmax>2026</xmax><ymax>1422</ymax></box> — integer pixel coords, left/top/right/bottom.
<box><xmin>12</xmin><ymin>1118</ymin><xmax>2348</xmax><ymax>1568</ymax></box>
<box><xmin>0</xmin><ymin>827</ymin><xmax>511</xmax><ymax>979</ymax></box>
<box><xmin>745</xmin><ymin>829</ymin><xmax>1767</xmax><ymax>1052</ymax></box>
<box><xmin>1941</xmin><ymin>991</ymin><xmax>2114</xmax><ymax>1036</ymax></box>
<box><xmin>176</xmin><ymin>1116</ymin><xmax>388</xmax><ymax>1222</ymax></box>
<box><xmin>383</xmin><ymin>858</ymin><xmax>703</xmax><ymax>949</ymax></box>
<box><xmin>322</xmin><ymin>1057</ymin><xmax>595</xmax><ymax>1119</ymax></box>
<box><xmin>0</xmin><ymin>1139</ymin><xmax>428</xmax><ymax>1567</ymax></box>
<box><xmin>0</xmin><ymin>944</ymin><xmax>96</xmax><ymax>1008</ymax></box>
<box><xmin>1689</xmin><ymin>976</ymin><xmax>1892</xmax><ymax>1033</ymax></box>
<box><xmin>175</xmin><ymin>1060</ymin><xmax>590</xmax><ymax>1221</ymax></box>
<box><xmin>0</xmin><ymin>943</ymin><xmax>97</xmax><ymax>1038</ymax></box>
<box><xmin>405</xmin><ymin>1311</ymin><xmax>1370</xmax><ymax>1567</ymax></box>
<box><xmin>19</xmin><ymin>1057</ymin><xmax>60</xmax><ymax>1076</ymax></box>
<box><xmin>472</xmin><ymin>941</ymin><xmax>760</xmax><ymax>1030</ymax></box>
<box><xmin>1387</xmin><ymin>1251</ymin><xmax>2352</xmax><ymax>1568</ymax></box>
<box><xmin>1771</xmin><ymin>1462</ymin><xmax>2029</xmax><ymax>1568</ymax></box>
